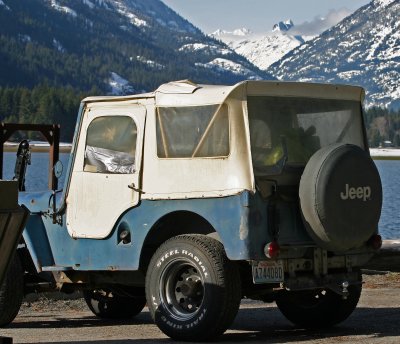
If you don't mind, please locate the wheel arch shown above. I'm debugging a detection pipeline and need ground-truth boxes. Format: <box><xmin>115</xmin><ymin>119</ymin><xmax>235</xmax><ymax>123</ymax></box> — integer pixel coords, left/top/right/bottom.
<box><xmin>139</xmin><ymin>210</ymin><xmax>218</xmax><ymax>272</ymax></box>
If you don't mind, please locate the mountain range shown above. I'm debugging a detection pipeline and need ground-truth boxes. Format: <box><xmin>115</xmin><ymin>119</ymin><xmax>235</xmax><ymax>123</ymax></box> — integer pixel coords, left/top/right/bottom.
<box><xmin>0</xmin><ymin>0</ymin><xmax>272</xmax><ymax>95</ymax></box>
<box><xmin>0</xmin><ymin>0</ymin><xmax>398</xmax><ymax>110</ymax></box>
<box><xmin>210</xmin><ymin>22</ymin><xmax>309</xmax><ymax>71</ymax></box>
<box><xmin>211</xmin><ymin>0</ymin><xmax>399</xmax><ymax>109</ymax></box>
<box><xmin>267</xmin><ymin>0</ymin><xmax>399</xmax><ymax>109</ymax></box>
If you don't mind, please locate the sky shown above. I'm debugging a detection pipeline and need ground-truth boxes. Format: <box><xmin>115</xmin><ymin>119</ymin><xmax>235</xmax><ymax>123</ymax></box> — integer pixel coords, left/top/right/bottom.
<box><xmin>161</xmin><ymin>0</ymin><xmax>371</xmax><ymax>34</ymax></box>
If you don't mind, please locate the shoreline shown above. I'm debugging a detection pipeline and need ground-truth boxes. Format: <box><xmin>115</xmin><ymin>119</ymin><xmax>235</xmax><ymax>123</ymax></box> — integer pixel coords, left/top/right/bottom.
<box><xmin>4</xmin><ymin>142</ymin><xmax>72</xmax><ymax>153</ymax></box>
<box><xmin>3</xmin><ymin>143</ymin><xmax>400</xmax><ymax>158</ymax></box>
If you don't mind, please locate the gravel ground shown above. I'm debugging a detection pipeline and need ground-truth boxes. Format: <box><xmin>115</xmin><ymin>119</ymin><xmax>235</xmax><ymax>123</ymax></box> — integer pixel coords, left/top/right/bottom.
<box><xmin>0</xmin><ymin>273</ymin><xmax>399</xmax><ymax>344</ymax></box>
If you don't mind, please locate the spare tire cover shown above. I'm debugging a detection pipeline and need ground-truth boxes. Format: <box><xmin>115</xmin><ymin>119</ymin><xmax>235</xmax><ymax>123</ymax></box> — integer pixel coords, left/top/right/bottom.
<box><xmin>299</xmin><ymin>143</ymin><xmax>382</xmax><ymax>251</ymax></box>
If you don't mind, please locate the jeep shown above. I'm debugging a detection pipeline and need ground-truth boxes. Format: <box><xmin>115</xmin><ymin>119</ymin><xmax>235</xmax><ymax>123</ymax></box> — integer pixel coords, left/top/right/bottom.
<box><xmin>0</xmin><ymin>80</ymin><xmax>382</xmax><ymax>341</ymax></box>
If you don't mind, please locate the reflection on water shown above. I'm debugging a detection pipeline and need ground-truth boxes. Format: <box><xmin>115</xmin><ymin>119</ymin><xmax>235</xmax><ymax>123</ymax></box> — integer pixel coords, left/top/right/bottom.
<box><xmin>2</xmin><ymin>153</ymin><xmax>399</xmax><ymax>239</ymax></box>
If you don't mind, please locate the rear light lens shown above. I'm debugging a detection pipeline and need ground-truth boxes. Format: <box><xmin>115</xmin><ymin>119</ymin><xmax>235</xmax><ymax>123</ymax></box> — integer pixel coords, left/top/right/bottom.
<box><xmin>264</xmin><ymin>241</ymin><xmax>280</xmax><ymax>258</ymax></box>
<box><xmin>368</xmin><ymin>234</ymin><xmax>382</xmax><ymax>250</ymax></box>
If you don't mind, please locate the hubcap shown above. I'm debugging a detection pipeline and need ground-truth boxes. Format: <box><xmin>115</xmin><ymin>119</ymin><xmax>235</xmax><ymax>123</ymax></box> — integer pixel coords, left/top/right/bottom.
<box><xmin>160</xmin><ymin>260</ymin><xmax>205</xmax><ymax>320</ymax></box>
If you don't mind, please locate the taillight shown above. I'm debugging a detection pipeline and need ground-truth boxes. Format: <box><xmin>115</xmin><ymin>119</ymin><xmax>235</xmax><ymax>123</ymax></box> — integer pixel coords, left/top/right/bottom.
<box><xmin>264</xmin><ymin>241</ymin><xmax>280</xmax><ymax>258</ymax></box>
<box><xmin>368</xmin><ymin>234</ymin><xmax>382</xmax><ymax>250</ymax></box>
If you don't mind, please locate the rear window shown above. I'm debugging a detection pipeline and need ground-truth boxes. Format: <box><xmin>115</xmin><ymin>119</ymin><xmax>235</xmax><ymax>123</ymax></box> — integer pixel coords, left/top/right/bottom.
<box><xmin>248</xmin><ymin>96</ymin><xmax>364</xmax><ymax>172</ymax></box>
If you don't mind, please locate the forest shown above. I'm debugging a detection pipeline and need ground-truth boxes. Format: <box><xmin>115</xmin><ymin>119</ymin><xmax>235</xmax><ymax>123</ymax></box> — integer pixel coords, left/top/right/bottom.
<box><xmin>0</xmin><ymin>85</ymin><xmax>96</xmax><ymax>141</ymax></box>
<box><xmin>0</xmin><ymin>85</ymin><xmax>399</xmax><ymax>147</ymax></box>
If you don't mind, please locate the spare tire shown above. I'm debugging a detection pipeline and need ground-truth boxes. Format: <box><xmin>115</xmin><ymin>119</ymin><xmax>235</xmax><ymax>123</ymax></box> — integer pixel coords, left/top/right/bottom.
<box><xmin>299</xmin><ymin>143</ymin><xmax>382</xmax><ymax>251</ymax></box>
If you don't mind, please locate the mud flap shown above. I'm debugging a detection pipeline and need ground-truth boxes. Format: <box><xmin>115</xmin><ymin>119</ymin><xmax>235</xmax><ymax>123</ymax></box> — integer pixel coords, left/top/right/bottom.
<box><xmin>0</xmin><ymin>205</ymin><xmax>30</xmax><ymax>286</ymax></box>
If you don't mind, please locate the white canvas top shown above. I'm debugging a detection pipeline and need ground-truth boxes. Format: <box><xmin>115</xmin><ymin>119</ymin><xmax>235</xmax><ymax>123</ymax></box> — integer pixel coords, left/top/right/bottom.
<box><xmin>82</xmin><ymin>80</ymin><xmax>365</xmax><ymax>106</ymax></box>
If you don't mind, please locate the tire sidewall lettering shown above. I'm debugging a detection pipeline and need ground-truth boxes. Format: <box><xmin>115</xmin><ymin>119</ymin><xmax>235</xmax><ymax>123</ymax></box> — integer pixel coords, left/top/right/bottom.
<box><xmin>159</xmin><ymin>308</ymin><xmax>207</xmax><ymax>330</ymax></box>
<box><xmin>155</xmin><ymin>248</ymin><xmax>209</xmax><ymax>279</ymax></box>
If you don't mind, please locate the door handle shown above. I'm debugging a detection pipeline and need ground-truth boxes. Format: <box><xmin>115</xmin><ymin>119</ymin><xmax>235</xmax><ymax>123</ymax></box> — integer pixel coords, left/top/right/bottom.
<box><xmin>128</xmin><ymin>183</ymin><xmax>145</xmax><ymax>194</ymax></box>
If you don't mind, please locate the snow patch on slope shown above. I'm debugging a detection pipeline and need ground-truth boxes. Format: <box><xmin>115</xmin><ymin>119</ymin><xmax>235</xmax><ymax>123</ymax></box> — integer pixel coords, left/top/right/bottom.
<box><xmin>50</xmin><ymin>0</ymin><xmax>77</xmax><ymax>17</ymax></box>
<box><xmin>135</xmin><ymin>56</ymin><xmax>165</xmax><ymax>70</ymax></box>
<box><xmin>195</xmin><ymin>58</ymin><xmax>262</xmax><ymax>80</ymax></box>
<box><xmin>113</xmin><ymin>1</ymin><xmax>148</xmax><ymax>28</ymax></box>
<box><xmin>53</xmin><ymin>38</ymin><xmax>65</xmax><ymax>52</ymax></box>
<box><xmin>179</xmin><ymin>43</ymin><xmax>231</xmax><ymax>56</ymax></box>
<box><xmin>373</xmin><ymin>0</ymin><xmax>396</xmax><ymax>9</ymax></box>
<box><xmin>108</xmin><ymin>72</ymin><xmax>135</xmax><ymax>95</ymax></box>
<box><xmin>0</xmin><ymin>0</ymin><xmax>10</xmax><ymax>10</ymax></box>
<box><xmin>82</xmin><ymin>0</ymin><xmax>95</xmax><ymax>9</ymax></box>
<box><xmin>18</xmin><ymin>34</ymin><xmax>31</xmax><ymax>43</ymax></box>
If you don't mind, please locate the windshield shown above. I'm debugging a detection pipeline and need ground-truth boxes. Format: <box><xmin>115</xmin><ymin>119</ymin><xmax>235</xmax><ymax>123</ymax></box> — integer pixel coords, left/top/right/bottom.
<box><xmin>248</xmin><ymin>96</ymin><xmax>365</xmax><ymax>174</ymax></box>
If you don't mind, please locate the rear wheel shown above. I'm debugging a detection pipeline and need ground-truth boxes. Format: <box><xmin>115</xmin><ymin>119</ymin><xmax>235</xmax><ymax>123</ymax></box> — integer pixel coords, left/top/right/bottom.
<box><xmin>83</xmin><ymin>289</ymin><xmax>146</xmax><ymax>319</ymax></box>
<box><xmin>0</xmin><ymin>255</ymin><xmax>24</xmax><ymax>326</ymax></box>
<box><xmin>146</xmin><ymin>234</ymin><xmax>241</xmax><ymax>341</ymax></box>
<box><xmin>276</xmin><ymin>282</ymin><xmax>362</xmax><ymax>328</ymax></box>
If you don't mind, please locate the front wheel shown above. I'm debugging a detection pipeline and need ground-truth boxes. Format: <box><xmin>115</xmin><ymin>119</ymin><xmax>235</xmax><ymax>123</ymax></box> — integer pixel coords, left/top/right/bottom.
<box><xmin>83</xmin><ymin>289</ymin><xmax>146</xmax><ymax>319</ymax></box>
<box><xmin>146</xmin><ymin>234</ymin><xmax>241</xmax><ymax>341</ymax></box>
<box><xmin>276</xmin><ymin>282</ymin><xmax>362</xmax><ymax>328</ymax></box>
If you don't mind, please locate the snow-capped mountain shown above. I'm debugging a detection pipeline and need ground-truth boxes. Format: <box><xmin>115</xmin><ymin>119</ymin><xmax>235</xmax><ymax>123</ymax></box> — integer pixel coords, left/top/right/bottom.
<box><xmin>0</xmin><ymin>0</ymin><xmax>272</xmax><ymax>95</ymax></box>
<box><xmin>268</xmin><ymin>0</ymin><xmax>400</xmax><ymax>109</ymax></box>
<box><xmin>272</xmin><ymin>19</ymin><xmax>294</xmax><ymax>32</ymax></box>
<box><xmin>210</xmin><ymin>21</ymin><xmax>311</xmax><ymax>70</ymax></box>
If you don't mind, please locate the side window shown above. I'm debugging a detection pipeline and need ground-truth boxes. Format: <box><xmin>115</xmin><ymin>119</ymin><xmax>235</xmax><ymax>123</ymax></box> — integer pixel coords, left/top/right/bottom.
<box><xmin>84</xmin><ymin>116</ymin><xmax>137</xmax><ymax>174</ymax></box>
<box><xmin>156</xmin><ymin>104</ymin><xmax>229</xmax><ymax>158</ymax></box>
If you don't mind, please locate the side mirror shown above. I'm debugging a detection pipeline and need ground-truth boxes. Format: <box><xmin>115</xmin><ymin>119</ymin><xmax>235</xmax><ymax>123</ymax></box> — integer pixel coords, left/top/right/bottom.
<box><xmin>51</xmin><ymin>160</ymin><xmax>64</xmax><ymax>225</ymax></box>
<box><xmin>53</xmin><ymin>160</ymin><xmax>63</xmax><ymax>179</ymax></box>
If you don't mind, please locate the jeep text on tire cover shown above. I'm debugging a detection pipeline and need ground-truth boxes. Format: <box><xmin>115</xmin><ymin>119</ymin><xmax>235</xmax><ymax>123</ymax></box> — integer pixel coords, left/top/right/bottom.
<box><xmin>340</xmin><ymin>184</ymin><xmax>372</xmax><ymax>201</ymax></box>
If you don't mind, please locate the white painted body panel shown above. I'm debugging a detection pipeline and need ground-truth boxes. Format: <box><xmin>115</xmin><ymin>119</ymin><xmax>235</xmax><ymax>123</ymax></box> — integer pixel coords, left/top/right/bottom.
<box><xmin>141</xmin><ymin>96</ymin><xmax>254</xmax><ymax>200</ymax></box>
<box><xmin>66</xmin><ymin>103</ymin><xmax>146</xmax><ymax>238</ymax></box>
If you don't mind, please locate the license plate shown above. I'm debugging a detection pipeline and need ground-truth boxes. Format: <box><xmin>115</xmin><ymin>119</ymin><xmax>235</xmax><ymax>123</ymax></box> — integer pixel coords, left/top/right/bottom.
<box><xmin>252</xmin><ymin>260</ymin><xmax>284</xmax><ymax>284</ymax></box>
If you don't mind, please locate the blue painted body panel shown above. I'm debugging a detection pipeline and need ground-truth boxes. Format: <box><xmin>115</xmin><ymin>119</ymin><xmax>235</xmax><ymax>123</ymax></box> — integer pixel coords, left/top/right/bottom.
<box><xmin>19</xmin><ymin>190</ymin><xmax>274</xmax><ymax>272</ymax></box>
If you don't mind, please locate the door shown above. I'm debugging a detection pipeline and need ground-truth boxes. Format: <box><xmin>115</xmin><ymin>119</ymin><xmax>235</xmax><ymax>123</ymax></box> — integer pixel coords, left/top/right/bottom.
<box><xmin>66</xmin><ymin>104</ymin><xmax>146</xmax><ymax>239</ymax></box>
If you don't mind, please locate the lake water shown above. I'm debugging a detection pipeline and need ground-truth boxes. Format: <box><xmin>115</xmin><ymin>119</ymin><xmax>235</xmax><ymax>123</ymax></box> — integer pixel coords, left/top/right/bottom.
<box><xmin>2</xmin><ymin>152</ymin><xmax>400</xmax><ymax>239</ymax></box>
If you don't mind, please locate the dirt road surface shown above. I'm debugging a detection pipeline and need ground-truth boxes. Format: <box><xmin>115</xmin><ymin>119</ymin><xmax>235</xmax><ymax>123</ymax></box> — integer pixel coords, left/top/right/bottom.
<box><xmin>0</xmin><ymin>274</ymin><xmax>399</xmax><ymax>344</ymax></box>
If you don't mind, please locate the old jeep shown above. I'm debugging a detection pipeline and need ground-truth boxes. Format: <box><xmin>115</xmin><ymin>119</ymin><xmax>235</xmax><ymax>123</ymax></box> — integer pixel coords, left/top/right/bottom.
<box><xmin>0</xmin><ymin>80</ymin><xmax>382</xmax><ymax>341</ymax></box>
